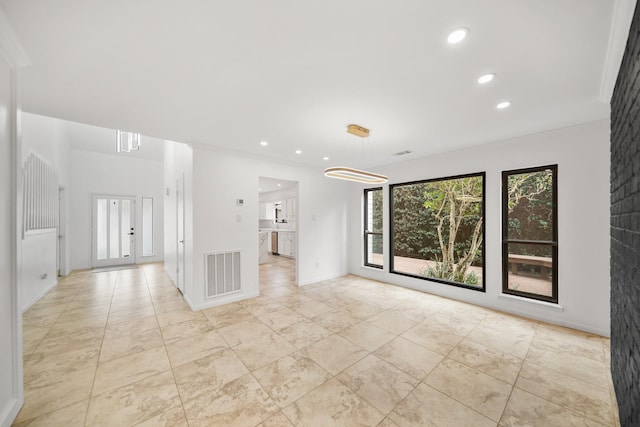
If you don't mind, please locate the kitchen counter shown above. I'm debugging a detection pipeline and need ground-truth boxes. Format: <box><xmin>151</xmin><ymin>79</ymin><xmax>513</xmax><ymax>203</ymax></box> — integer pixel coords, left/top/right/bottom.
<box><xmin>258</xmin><ymin>231</ymin><xmax>269</xmax><ymax>264</ymax></box>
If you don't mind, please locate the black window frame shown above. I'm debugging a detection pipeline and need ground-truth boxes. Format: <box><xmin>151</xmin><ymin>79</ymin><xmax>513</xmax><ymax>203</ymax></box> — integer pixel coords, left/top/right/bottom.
<box><xmin>389</xmin><ymin>172</ymin><xmax>486</xmax><ymax>292</ymax></box>
<box><xmin>502</xmin><ymin>165</ymin><xmax>558</xmax><ymax>303</ymax></box>
<box><xmin>364</xmin><ymin>187</ymin><xmax>383</xmax><ymax>269</ymax></box>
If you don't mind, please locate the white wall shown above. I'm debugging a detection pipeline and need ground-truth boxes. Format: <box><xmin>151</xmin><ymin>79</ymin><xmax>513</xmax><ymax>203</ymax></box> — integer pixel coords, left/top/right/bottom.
<box><xmin>163</xmin><ymin>140</ymin><xmax>193</xmax><ymax>287</ymax></box>
<box><xmin>69</xmin><ymin>149</ymin><xmax>164</xmax><ymax>270</ymax></box>
<box><xmin>19</xmin><ymin>113</ymin><xmax>71</xmax><ymax>310</ymax></box>
<box><xmin>186</xmin><ymin>147</ymin><xmax>349</xmax><ymax>310</ymax></box>
<box><xmin>0</xmin><ymin>14</ymin><xmax>25</xmax><ymax>425</ymax></box>
<box><xmin>347</xmin><ymin>120</ymin><xmax>611</xmax><ymax>336</ymax></box>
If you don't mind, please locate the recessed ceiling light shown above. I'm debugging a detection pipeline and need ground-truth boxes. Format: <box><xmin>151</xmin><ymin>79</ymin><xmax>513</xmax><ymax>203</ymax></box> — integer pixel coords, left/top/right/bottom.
<box><xmin>277</xmin><ymin>183</ymin><xmax>281</xmax><ymax>187</ymax></box>
<box><xmin>258</xmin><ymin>188</ymin><xmax>262</xmax><ymax>191</ymax></box>
<box><xmin>478</xmin><ymin>73</ymin><xmax>495</xmax><ymax>84</ymax></box>
<box><xmin>447</xmin><ymin>28</ymin><xmax>469</xmax><ymax>44</ymax></box>
<box><xmin>323</xmin><ymin>156</ymin><xmax>329</xmax><ymax>161</ymax></box>
<box><xmin>260</xmin><ymin>141</ymin><xmax>268</xmax><ymax>146</ymax></box>
<box><xmin>496</xmin><ymin>101</ymin><xmax>511</xmax><ymax>109</ymax></box>
<box><xmin>295</xmin><ymin>150</ymin><xmax>302</xmax><ymax>154</ymax></box>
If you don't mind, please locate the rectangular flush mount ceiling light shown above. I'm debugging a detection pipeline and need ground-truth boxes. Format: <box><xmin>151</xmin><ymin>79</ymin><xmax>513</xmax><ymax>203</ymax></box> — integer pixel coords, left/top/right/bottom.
<box><xmin>116</xmin><ymin>130</ymin><xmax>141</xmax><ymax>153</ymax></box>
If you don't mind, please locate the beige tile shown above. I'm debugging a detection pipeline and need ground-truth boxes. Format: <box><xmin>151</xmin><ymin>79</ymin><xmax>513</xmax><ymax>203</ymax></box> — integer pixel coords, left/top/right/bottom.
<box><xmin>401</xmin><ymin>322</ymin><xmax>464</xmax><ymax>355</ymax></box>
<box><xmin>133</xmin><ymin>406</ymin><xmax>189</xmax><ymax>427</ymax></box>
<box><xmin>276</xmin><ymin>320</ymin><xmax>332</xmax><ymax>349</ymax></box>
<box><xmin>92</xmin><ymin>346</ymin><xmax>172</xmax><ymax>396</ymax></box>
<box><xmin>291</xmin><ymin>300</ymin><xmax>334</xmax><ymax>318</ymax></box>
<box><xmin>205</xmin><ymin>307</ymin><xmax>256</xmax><ymax>328</ymax></box>
<box><xmin>55</xmin><ymin>303</ymin><xmax>111</xmax><ymax>322</ymax></box>
<box><xmin>337</xmin><ymin>354</ymin><xmax>419</xmax><ymax>414</ymax></box>
<box><xmin>24</xmin><ymin>347</ymin><xmax>100</xmax><ymax>387</ymax></box>
<box><xmin>374</xmin><ymin>336</ymin><xmax>443</xmax><ymax>380</ymax></box>
<box><xmin>341</xmin><ymin>301</ymin><xmax>383</xmax><ymax>320</ymax></box>
<box><xmin>449</xmin><ymin>339</ymin><xmax>523</xmax><ymax>384</ymax></box>
<box><xmin>258</xmin><ymin>411</ymin><xmax>294</xmax><ymax>427</ymax></box>
<box><xmin>218</xmin><ymin>318</ymin><xmax>275</xmax><ymax>347</ymax></box>
<box><xmin>388</xmin><ymin>382</ymin><xmax>495</xmax><ymax>427</ymax></box>
<box><xmin>16</xmin><ymin>366</ymin><xmax>96</xmax><ymax>423</ymax></box>
<box><xmin>253</xmin><ymin>352</ymin><xmax>332</xmax><ymax>408</ymax></box>
<box><xmin>23</xmin><ymin>326</ymin><xmax>50</xmax><ymax>355</ymax></box>
<box><xmin>99</xmin><ymin>328</ymin><xmax>164</xmax><ymax>363</ymax></box>
<box><xmin>338</xmin><ymin>321</ymin><xmax>396</xmax><ymax>352</ymax></box>
<box><xmin>173</xmin><ymin>348</ymin><xmax>249</xmax><ymax>402</ymax></box>
<box><xmin>161</xmin><ymin>316</ymin><xmax>215</xmax><ymax>344</ymax></box>
<box><xmin>377</xmin><ymin>417</ymin><xmax>400</xmax><ymax>427</ymax></box>
<box><xmin>13</xmin><ymin>399</ymin><xmax>89</xmax><ymax>427</ymax></box>
<box><xmin>35</xmin><ymin>329</ymin><xmax>104</xmax><ymax>356</ymax></box>
<box><xmin>86</xmin><ymin>371</ymin><xmax>182</xmax><ymax>427</ymax></box>
<box><xmin>312</xmin><ymin>310</ymin><xmax>362</xmax><ymax>333</ymax></box>
<box><xmin>425</xmin><ymin>358</ymin><xmax>511</xmax><ymax>421</ymax></box>
<box><xmin>533</xmin><ymin>324</ymin><xmax>605</xmax><ymax>361</ymax></box>
<box><xmin>301</xmin><ymin>334</ymin><xmax>368</xmax><ymax>375</ymax></box>
<box><xmin>282</xmin><ymin>377</ymin><xmax>384</xmax><ymax>426</ymax></box>
<box><xmin>516</xmin><ymin>361</ymin><xmax>613</xmax><ymax>425</ymax></box>
<box><xmin>367</xmin><ymin>310</ymin><xmax>417</xmax><ymax>335</ymax></box>
<box><xmin>500</xmin><ymin>387</ymin><xmax>605</xmax><ymax>427</ymax></box>
<box><xmin>244</xmin><ymin>299</ymin><xmax>287</xmax><ymax>317</ymax></box>
<box><xmin>155</xmin><ymin>307</ymin><xmax>203</xmax><ymax>328</ymax></box>
<box><xmin>525</xmin><ymin>344</ymin><xmax>609</xmax><ymax>386</ymax></box>
<box><xmin>103</xmin><ymin>315</ymin><xmax>159</xmax><ymax>340</ymax></box>
<box><xmin>153</xmin><ymin>298</ymin><xmax>190</xmax><ymax>314</ymax></box>
<box><xmin>233</xmin><ymin>332</ymin><xmax>297</xmax><ymax>371</ymax></box>
<box><xmin>466</xmin><ymin>324</ymin><xmax>533</xmax><ymax>358</ymax></box>
<box><xmin>107</xmin><ymin>305</ymin><xmax>156</xmax><ymax>324</ymax></box>
<box><xmin>258</xmin><ymin>307</ymin><xmax>308</xmax><ymax>331</ymax></box>
<box><xmin>165</xmin><ymin>330</ymin><xmax>229</xmax><ymax>367</ymax></box>
<box><xmin>183</xmin><ymin>373</ymin><xmax>278</xmax><ymax>426</ymax></box>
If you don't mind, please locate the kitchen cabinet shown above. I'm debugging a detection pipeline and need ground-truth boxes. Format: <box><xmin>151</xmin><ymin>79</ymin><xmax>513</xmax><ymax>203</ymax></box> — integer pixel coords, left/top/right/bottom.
<box><xmin>283</xmin><ymin>198</ymin><xmax>296</xmax><ymax>221</ymax></box>
<box><xmin>277</xmin><ymin>231</ymin><xmax>295</xmax><ymax>258</ymax></box>
<box><xmin>259</xmin><ymin>202</ymin><xmax>276</xmax><ymax>220</ymax></box>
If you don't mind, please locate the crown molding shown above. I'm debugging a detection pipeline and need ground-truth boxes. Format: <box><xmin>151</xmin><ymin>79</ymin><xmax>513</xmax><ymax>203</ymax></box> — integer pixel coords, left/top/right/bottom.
<box><xmin>599</xmin><ymin>0</ymin><xmax>637</xmax><ymax>103</ymax></box>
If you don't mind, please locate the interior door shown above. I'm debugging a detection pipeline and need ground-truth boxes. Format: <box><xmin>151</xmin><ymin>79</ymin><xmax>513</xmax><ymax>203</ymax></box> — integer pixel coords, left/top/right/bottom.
<box><xmin>92</xmin><ymin>195</ymin><xmax>136</xmax><ymax>267</ymax></box>
<box><xmin>58</xmin><ymin>186</ymin><xmax>65</xmax><ymax>276</ymax></box>
<box><xmin>176</xmin><ymin>175</ymin><xmax>185</xmax><ymax>292</ymax></box>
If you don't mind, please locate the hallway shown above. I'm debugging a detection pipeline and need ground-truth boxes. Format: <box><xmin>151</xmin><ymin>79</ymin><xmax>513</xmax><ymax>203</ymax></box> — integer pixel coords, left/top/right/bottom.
<box><xmin>17</xmin><ymin>263</ymin><xmax>618</xmax><ymax>426</ymax></box>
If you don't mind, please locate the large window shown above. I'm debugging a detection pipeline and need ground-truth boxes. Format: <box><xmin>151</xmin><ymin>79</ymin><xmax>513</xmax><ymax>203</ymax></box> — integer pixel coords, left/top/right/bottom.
<box><xmin>390</xmin><ymin>173</ymin><xmax>485</xmax><ymax>290</ymax></box>
<box><xmin>502</xmin><ymin>165</ymin><xmax>557</xmax><ymax>303</ymax></box>
<box><xmin>364</xmin><ymin>188</ymin><xmax>383</xmax><ymax>268</ymax></box>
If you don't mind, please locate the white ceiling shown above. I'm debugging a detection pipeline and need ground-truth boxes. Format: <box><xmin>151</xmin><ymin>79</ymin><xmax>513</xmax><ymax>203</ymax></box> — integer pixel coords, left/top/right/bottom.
<box><xmin>259</xmin><ymin>177</ymin><xmax>297</xmax><ymax>194</ymax></box>
<box><xmin>1</xmin><ymin>0</ymin><xmax>623</xmax><ymax>169</ymax></box>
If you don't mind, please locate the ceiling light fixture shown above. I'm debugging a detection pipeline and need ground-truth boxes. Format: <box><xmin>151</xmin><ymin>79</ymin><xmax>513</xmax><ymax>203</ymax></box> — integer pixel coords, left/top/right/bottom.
<box><xmin>323</xmin><ymin>156</ymin><xmax>329</xmax><ymax>161</ymax></box>
<box><xmin>324</xmin><ymin>124</ymin><xmax>389</xmax><ymax>184</ymax></box>
<box><xmin>478</xmin><ymin>73</ymin><xmax>495</xmax><ymax>84</ymax></box>
<box><xmin>496</xmin><ymin>101</ymin><xmax>511</xmax><ymax>109</ymax></box>
<box><xmin>260</xmin><ymin>141</ymin><xmax>268</xmax><ymax>146</ymax></box>
<box><xmin>447</xmin><ymin>27</ymin><xmax>469</xmax><ymax>44</ymax></box>
<box><xmin>116</xmin><ymin>130</ymin><xmax>141</xmax><ymax>153</ymax></box>
<box><xmin>295</xmin><ymin>150</ymin><xmax>302</xmax><ymax>154</ymax></box>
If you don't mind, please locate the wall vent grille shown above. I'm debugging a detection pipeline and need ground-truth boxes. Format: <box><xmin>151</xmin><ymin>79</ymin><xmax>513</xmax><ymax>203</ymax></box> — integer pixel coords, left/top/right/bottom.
<box><xmin>205</xmin><ymin>251</ymin><xmax>241</xmax><ymax>298</ymax></box>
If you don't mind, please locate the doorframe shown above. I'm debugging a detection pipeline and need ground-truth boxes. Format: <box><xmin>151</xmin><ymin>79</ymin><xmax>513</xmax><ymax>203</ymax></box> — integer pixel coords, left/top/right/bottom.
<box><xmin>176</xmin><ymin>174</ymin><xmax>185</xmax><ymax>293</ymax></box>
<box><xmin>90</xmin><ymin>193</ymin><xmax>137</xmax><ymax>268</ymax></box>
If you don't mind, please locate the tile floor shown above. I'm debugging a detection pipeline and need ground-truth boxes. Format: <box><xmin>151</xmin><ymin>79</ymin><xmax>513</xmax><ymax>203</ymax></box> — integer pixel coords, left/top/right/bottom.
<box><xmin>16</xmin><ymin>257</ymin><xmax>619</xmax><ymax>426</ymax></box>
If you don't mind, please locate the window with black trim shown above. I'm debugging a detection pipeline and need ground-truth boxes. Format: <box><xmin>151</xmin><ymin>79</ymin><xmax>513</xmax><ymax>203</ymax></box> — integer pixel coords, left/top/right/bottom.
<box><xmin>502</xmin><ymin>165</ymin><xmax>557</xmax><ymax>303</ymax></box>
<box><xmin>364</xmin><ymin>187</ymin><xmax>383</xmax><ymax>268</ymax></box>
<box><xmin>390</xmin><ymin>173</ymin><xmax>485</xmax><ymax>290</ymax></box>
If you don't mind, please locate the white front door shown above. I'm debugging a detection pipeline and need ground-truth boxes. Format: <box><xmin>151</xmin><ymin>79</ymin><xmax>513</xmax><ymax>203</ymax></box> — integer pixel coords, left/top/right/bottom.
<box><xmin>92</xmin><ymin>195</ymin><xmax>136</xmax><ymax>268</ymax></box>
<box><xmin>176</xmin><ymin>175</ymin><xmax>185</xmax><ymax>292</ymax></box>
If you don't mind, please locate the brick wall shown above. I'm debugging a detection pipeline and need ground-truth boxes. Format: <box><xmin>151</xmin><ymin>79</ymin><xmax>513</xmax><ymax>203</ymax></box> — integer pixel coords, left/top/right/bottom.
<box><xmin>611</xmin><ymin>3</ymin><xmax>640</xmax><ymax>426</ymax></box>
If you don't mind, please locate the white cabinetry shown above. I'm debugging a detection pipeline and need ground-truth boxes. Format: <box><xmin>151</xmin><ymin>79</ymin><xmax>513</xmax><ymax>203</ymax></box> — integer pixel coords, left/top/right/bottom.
<box><xmin>259</xmin><ymin>202</ymin><xmax>276</xmax><ymax>220</ymax></box>
<box><xmin>277</xmin><ymin>231</ymin><xmax>295</xmax><ymax>258</ymax></box>
<box><xmin>283</xmin><ymin>198</ymin><xmax>296</xmax><ymax>221</ymax></box>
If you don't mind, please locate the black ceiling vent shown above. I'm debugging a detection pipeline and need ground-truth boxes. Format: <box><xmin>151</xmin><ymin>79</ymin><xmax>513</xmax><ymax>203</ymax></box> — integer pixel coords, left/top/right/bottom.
<box><xmin>393</xmin><ymin>150</ymin><xmax>412</xmax><ymax>156</ymax></box>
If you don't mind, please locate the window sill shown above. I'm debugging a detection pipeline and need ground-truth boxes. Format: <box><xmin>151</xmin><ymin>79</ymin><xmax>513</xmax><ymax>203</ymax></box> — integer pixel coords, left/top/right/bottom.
<box><xmin>361</xmin><ymin>265</ymin><xmax>384</xmax><ymax>272</ymax></box>
<box><xmin>498</xmin><ymin>293</ymin><xmax>564</xmax><ymax>311</ymax></box>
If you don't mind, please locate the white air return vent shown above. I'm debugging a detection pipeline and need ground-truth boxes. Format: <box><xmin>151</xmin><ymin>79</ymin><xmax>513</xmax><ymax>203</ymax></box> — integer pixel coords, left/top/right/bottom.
<box><xmin>205</xmin><ymin>251</ymin><xmax>241</xmax><ymax>298</ymax></box>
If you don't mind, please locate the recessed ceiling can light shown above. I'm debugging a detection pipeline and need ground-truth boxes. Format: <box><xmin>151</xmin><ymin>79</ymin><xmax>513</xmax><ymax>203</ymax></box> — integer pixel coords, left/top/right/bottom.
<box><xmin>478</xmin><ymin>73</ymin><xmax>495</xmax><ymax>84</ymax></box>
<box><xmin>447</xmin><ymin>27</ymin><xmax>469</xmax><ymax>44</ymax></box>
<box><xmin>258</xmin><ymin>188</ymin><xmax>262</xmax><ymax>191</ymax></box>
<box><xmin>496</xmin><ymin>101</ymin><xmax>511</xmax><ymax>109</ymax></box>
<box><xmin>260</xmin><ymin>141</ymin><xmax>268</xmax><ymax>146</ymax></box>
<box><xmin>277</xmin><ymin>183</ymin><xmax>281</xmax><ymax>187</ymax></box>
<box><xmin>323</xmin><ymin>156</ymin><xmax>329</xmax><ymax>160</ymax></box>
<box><xmin>295</xmin><ymin>150</ymin><xmax>302</xmax><ymax>154</ymax></box>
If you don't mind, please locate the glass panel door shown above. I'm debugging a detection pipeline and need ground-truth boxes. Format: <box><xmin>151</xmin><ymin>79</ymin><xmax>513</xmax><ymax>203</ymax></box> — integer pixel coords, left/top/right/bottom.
<box><xmin>92</xmin><ymin>195</ymin><xmax>136</xmax><ymax>267</ymax></box>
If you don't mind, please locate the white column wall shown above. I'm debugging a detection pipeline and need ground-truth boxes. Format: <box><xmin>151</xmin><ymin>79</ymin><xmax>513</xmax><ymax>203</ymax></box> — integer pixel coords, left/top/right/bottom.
<box><xmin>347</xmin><ymin>120</ymin><xmax>611</xmax><ymax>336</ymax></box>
<box><xmin>186</xmin><ymin>147</ymin><xmax>349</xmax><ymax>310</ymax></box>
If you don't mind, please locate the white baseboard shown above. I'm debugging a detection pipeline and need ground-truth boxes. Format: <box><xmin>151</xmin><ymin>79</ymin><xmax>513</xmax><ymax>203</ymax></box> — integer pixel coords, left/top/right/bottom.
<box><xmin>21</xmin><ymin>279</ymin><xmax>57</xmax><ymax>313</ymax></box>
<box><xmin>0</xmin><ymin>397</ymin><xmax>23</xmax><ymax>427</ymax></box>
<box><xmin>184</xmin><ymin>291</ymin><xmax>260</xmax><ymax>311</ymax></box>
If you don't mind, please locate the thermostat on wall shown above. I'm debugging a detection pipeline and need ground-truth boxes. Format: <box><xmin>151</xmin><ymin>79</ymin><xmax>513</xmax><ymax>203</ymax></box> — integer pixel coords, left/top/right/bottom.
<box><xmin>237</xmin><ymin>198</ymin><xmax>244</xmax><ymax>207</ymax></box>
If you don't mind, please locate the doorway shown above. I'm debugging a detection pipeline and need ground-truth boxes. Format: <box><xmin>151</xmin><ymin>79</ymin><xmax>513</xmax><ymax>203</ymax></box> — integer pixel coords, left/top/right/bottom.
<box><xmin>176</xmin><ymin>174</ymin><xmax>185</xmax><ymax>293</ymax></box>
<box><xmin>258</xmin><ymin>177</ymin><xmax>298</xmax><ymax>291</ymax></box>
<box><xmin>91</xmin><ymin>194</ymin><xmax>136</xmax><ymax>268</ymax></box>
